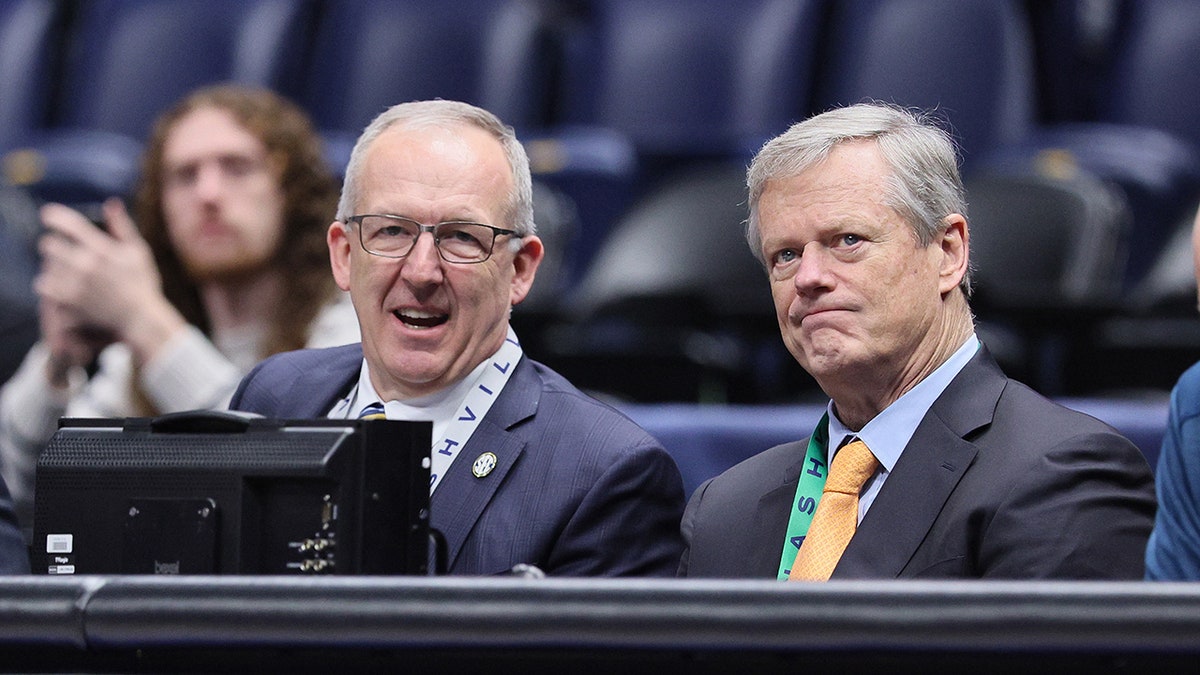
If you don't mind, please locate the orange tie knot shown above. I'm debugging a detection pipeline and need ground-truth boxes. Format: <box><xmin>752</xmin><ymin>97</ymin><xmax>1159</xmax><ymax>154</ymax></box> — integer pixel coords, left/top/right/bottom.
<box><xmin>824</xmin><ymin>440</ymin><xmax>879</xmax><ymax>494</ymax></box>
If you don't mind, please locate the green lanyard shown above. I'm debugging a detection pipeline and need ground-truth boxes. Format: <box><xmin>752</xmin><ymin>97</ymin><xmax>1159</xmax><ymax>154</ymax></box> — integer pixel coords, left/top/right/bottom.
<box><xmin>776</xmin><ymin>412</ymin><xmax>830</xmax><ymax>580</ymax></box>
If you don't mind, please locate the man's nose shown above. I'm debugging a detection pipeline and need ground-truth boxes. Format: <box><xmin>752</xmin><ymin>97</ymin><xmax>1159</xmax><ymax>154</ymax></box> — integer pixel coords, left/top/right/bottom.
<box><xmin>193</xmin><ymin>163</ymin><xmax>224</xmax><ymax>200</ymax></box>
<box><xmin>400</xmin><ymin>232</ymin><xmax>445</xmax><ymax>281</ymax></box>
<box><xmin>792</xmin><ymin>244</ymin><xmax>832</xmax><ymax>292</ymax></box>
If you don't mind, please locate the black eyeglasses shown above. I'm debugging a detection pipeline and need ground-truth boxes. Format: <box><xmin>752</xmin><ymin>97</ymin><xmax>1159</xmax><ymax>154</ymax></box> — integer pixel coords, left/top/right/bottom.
<box><xmin>344</xmin><ymin>214</ymin><xmax>521</xmax><ymax>264</ymax></box>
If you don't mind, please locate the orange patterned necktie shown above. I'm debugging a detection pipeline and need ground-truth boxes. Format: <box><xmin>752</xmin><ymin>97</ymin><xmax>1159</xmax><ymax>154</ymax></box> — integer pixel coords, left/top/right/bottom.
<box><xmin>788</xmin><ymin>439</ymin><xmax>879</xmax><ymax>581</ymax></box>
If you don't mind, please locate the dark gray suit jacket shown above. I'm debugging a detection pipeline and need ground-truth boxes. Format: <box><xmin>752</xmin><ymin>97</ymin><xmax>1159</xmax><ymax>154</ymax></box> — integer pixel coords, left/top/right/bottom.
<box><xmin>231</xmin><ymin>343</ymin><xmax>686</xmax><ymax>577</ymax></box>
<box><xmin>0</xmin><ymin>480</ymin><xmax>28</xmax><ymax>573</ymax></box>
<box><xmin>679</xmin><ymin>348</ymin><xmax>1156</xmax><ymax>579</ymax></box>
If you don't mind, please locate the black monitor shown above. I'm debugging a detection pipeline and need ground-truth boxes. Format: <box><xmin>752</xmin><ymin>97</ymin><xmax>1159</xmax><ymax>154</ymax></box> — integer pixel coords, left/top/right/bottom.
<box><xmin>31</xmin><ymin>412</ymin><xmax>431</xmax><ymax>576</ymax></box>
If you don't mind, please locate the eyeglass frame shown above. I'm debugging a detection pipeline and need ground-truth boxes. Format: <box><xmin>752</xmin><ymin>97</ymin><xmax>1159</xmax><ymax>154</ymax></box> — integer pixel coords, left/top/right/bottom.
<box><xmin>342</xmin><ymin>213</ymin><xmax>523</xmax><ymax>264</ymax></box>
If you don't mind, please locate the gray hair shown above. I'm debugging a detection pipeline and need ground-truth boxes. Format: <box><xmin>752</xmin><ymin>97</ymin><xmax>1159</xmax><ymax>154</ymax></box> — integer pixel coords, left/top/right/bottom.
<box><xmin>336</xmin><ymin>99</ymin><xmax>536</xmax><ymax>239</ymax></box>
<box><xmin>746</xmin><ymin>102</ymin><xmax>970</xmax><ymax>294</ymax></box>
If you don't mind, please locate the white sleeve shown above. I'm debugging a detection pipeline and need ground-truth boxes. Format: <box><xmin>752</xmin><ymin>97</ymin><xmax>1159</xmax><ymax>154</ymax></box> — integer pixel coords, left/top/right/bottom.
<box><xmin>143</xmin><ymin>293</ymin><xmax>357</xmax><ymax>412</ymax></box>
<box><xmin>0</xmin><ymin>343</ymin><xmax>78</xmax><ymax>521</ymax></box>
<box><xmin>139</xmin><ymin>325</ymin><xmax>244</xmax><ymax>412</ymax></box>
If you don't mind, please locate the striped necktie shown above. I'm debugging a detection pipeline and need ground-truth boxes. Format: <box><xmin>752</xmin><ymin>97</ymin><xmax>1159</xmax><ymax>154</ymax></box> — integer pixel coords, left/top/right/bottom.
<box><xmin>358</xmin><ymin>402</ymin><xmax>387</xmax><ymax>420</ymax></box>
<box><xmin>788</xmin><ymin>439</ymin><xmax>879</xmax><ymax>581</ymax></box>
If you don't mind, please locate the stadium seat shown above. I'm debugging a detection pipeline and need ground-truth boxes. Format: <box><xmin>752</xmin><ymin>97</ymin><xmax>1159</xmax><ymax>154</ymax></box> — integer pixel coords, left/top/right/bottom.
<box><xmin>813</xmin><ymin>0</ymin><xmax>1038</xmax><ymax>169</ymax></box>
<box><xmin>302</xmin><ymin>0</ymin><xmax>557</xmax><ymax>176</ymax></box>
<box><xmin>0</xmin><ymin>0</ymin><xmax>62</xmax><ymax>153</ymax></box>
<box><xmin>1084</xmin><ymin>0</ymin><xmax>1200</xmax><ymax>283</ymax></box>
<box><xmin>568</xmin><ymin>164</ymin><xmax>769</xmax><ymax>322</ymax></box>
<box><xmin>984</xmin><ymin>125</ymin><xmax>1200</xmax><ymax>288</ymax></box>
<box><xmin>538</xmin><ymin>163</ymin><xmax>816</xmax><ymax>403</ymax></box>
<box><xmin>981</xmin><ymin>0</ymin><xmax>1200</xmax><ymax>291</ymax></box>
<box><xmin>2</xmin><ymin>129</ymin><xmax>143</xmax><ymax>207</ymax></box>
<box><xmin>0</xmin><ymin>185</ymin><xmax>40</xmax><ymax>386</ymax></box>
<box><xmin>1101</xmin><ymin>0</ymin><xmax>1200</xmax><ymax>154</ymax></box>
<box><xmin>558</xmin><ymin>0</ymin><xmax>824</xmax><ymax>166</ymax></box>
<box><xmin>54</xmin><ymin>0</ymin><xmax>314</xmax><ymax>139</ymax></box>
<box><xmin>966</xmin><ymin>168</ymin><xmax>1130</xmax><ymax>393</ymax></box>
<box><xmin>8</xmin><ymin>0</ymin><xmax>316</xmax><ymax>207</ymax></box>
<box><xmin>969</xmin><ymin>170</ymin><xmax>1128</xmax><ymax>313</ymax></box>
<box><xmin>1074</xmin><ymin>0</ymin><xmax>1200</xmax><ymax>393</ymax></box>
<box><xmin>619</xmin><ymin>396</ymin><xmax>1169</xmax><ymax>498</ymax></box>
<box><xmin>1023</xmin><ymin>0</ymin><xmax>1123</xmax><ymax>124</ymax></box>
<box><xmin>544</xmin><ymin>0</ymin><xmax>825</xmax><ymax>285</ymax></box>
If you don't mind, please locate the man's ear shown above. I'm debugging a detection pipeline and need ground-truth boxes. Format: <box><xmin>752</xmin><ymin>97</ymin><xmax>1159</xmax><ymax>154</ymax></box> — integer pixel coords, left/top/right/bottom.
<box><xmin>328</xmin><ymin>221</ymin><xmax>352</xmax><ymax>292</ymax></box>
<box><xmin>509</xmin><ymin>235</ymin><xmax>544</xmax><ymax>306</ymax></box>
<box><xmin>937</xmin><ymin>213</ymin><xmax>969</xmax><ymax>294</ymax></box>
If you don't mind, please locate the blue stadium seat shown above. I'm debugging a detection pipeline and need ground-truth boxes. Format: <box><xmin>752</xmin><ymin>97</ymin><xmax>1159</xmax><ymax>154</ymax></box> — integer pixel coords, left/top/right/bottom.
<box><xmin>985</xmin><ymin>125</ymin><xmax>1200</xmax><ymax>288</ymax></box>
<box><xmin>813</xmin><ymin>0</ymin><xmax>1038</xmax><ymax>168</ymax></box>
<box><xmin>1102</xmin><ymin>0</ymin><xmax>1200</xmax><ymax>153</ymax></box>
<box><xmin>0</xmin><ymin>0</ymin><xmax>61</xmax><ymax>153</ymax></box>
<box><xmin>1024</xmin><ymin>0</ymin><xmax>1124</xmax><ymax>123</ymax></box>
<box><xmin>11</xmin><ymin>0</ymin><xmax>316</xmax><ymax>207</ymax></box>
<box><xmin>544</xmin><ymin>0</ymin><xmax>824</xmax><ymax>289</ymax></box>
<box><xmin>2</xmin><ymin>129</ymin><xmax>142</xmax><ymax>207</ymax></box>
<box><xmin>0</xmin><ymin>185</ymin><xmax>40</xmax><ymax>386</ymax></box>
<box><xmin>558</xmin><ymin>0</ymin><xmax>824</xmax><ymax>165</ymax></box>
<box><xmin>990</xmin><ymin>0</ymin><xmax>1200</xmax><ymax>289</ymax></box>
<box><xmin>301</xmin><ymin>0</ymin><xmax>556</xmax><ymax>176</ymax></box>
<box><xmin>1046</xmin><ymin>0</ymin><xmax>1200</xmax><ymax>391</ymax></box>
<box><xmin>1089</xmin><ymin>0</ymin><xmax>1200</xmax><ymax>281</ymax></box>
<box><xmin>54</xmin><ymin>0</ymin><xmax>314</xmax><ymax>139</ymax></box>
<box><xmin>620</xmin><ymin>397</ymin><xmax>1169</xmax><ymax>498</ymax></box>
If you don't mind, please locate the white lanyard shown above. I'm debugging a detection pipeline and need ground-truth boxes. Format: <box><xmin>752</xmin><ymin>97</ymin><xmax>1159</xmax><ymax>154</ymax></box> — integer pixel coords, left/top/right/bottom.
<box><xmin>335</xmin><ymin>328</ymin><xmax>525</xmax><ymax>495</ymax></box>
<box><xmin>420</xmin><ymin>329</ymin><xmax>522</xmax><ymax>494</ymax></box>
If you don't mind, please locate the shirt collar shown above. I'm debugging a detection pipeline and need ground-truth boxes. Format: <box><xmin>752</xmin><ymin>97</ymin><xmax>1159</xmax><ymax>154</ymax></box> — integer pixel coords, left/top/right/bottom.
<box><xmin>826</xmin><ymin>334</ymin><xmax>979</xmax><ymax>471</ymax></box>
<box><xmin>333</xmin><ymin>330</ymin><xmax>514</xmax><ymax>421</ymax></box>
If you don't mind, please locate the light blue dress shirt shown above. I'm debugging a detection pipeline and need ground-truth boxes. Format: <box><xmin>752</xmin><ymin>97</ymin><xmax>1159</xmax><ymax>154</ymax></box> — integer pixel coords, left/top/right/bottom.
<box><xmin>826</xmin><ymin>335</ymin><xmax>980</xmax><ymax>521</ymax></box>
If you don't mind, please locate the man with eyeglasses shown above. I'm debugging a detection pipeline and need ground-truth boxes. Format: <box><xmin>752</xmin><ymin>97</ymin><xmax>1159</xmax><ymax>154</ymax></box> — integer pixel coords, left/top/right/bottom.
<box><xmin>228</xmin><ymin>100</ymin><xmax>686</xmax><ymax>577</ymax></box>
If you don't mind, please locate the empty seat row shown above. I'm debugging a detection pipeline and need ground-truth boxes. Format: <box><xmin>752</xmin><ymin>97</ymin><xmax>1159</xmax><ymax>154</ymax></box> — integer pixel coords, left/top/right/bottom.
<box><xmin>3</xmin><ymin>1</ymin><xmax>1197</xmax><ymax>283</ymax></box>
<box><xmin>3</xmin><ymin>1</ymin><xmax>1200</xmax><ymax>393</ymax></box>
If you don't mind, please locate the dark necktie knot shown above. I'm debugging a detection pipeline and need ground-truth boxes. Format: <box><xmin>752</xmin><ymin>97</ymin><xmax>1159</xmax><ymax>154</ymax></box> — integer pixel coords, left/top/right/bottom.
<box><xmin>358</xmin><ymin>402</ymin><xmax>387</xmax><ymax>420</ymax></box>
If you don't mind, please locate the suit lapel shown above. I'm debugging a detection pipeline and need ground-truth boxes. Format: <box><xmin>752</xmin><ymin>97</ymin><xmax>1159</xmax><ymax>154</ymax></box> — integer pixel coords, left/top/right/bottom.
<box><xmin>429</xmin><ymin>357</ymin><xmax>538</xmax><ymax>570</ymax></box>
<box><xmin>749</xmin><ymin>442</ymin><xmax>810</xmax><ymax>577</ymax></box>
<box><xmin>298</xmin><ymin>356</ymin><xmax>360</xmax><ymax>418</ymax></box>
<box><xmin>835</xmin><ymin>420</ymin><xmax>978</xmax><ymax>577</ymax></box>
<box><xmin>748</xmin><ymin>456</ymin><xmax>806</xmax><ymax>571</ymax></box>
<box><xmin>832</xmin><ymin>348</ymin><xmax>1007</xmax><ymax>578</ymax></box>
<box><xmin>275</xmin><ymin>345</ymin><xmax>361</xmax><ymax>418</ymax></box>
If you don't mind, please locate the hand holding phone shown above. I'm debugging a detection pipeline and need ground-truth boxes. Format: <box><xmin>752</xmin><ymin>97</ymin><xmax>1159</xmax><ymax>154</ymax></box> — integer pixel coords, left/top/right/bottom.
<box><xmin>35</xmin><ymin>199</ymin><xmax>161</xmax><ymax>338</ymax></box>
<box><xmin>35</xmin><ymin>198</ymin><xmax>188</xmax><ymax>370</ymax></box>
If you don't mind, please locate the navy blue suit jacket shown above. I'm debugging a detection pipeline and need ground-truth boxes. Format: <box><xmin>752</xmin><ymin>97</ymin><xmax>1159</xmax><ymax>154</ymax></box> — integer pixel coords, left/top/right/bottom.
<box><xmin>680</xmin><ymin>348</ymin><xmax>1157</xmax><ymax>579</ymax></box>
<box><xmin>1146</xmin><ymin>360</ymin><xmax>1200</xmax><ymax>580</ymax></box>
<box><xmin>230</xmin><ymin>343</ymin><xmax>686</xmax><ymax>576</ymax></box>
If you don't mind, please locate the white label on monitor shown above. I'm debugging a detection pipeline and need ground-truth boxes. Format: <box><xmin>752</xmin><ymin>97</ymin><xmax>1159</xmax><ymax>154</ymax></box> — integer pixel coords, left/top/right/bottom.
<box><xmin>46</xmin><ymin>534</ymin><xmax>73</xmax><ymax>554</ymax></box>
<box><xmin>48</xmin><ymin>565</ymin><xmax>75</xmax><ymax>575</ymax></box>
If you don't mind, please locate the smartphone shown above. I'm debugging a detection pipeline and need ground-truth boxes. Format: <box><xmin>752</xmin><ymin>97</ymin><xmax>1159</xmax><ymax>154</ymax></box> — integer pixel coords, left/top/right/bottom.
<box><xmin>76</xmin><ymin>202</ymin><xmax>109</xmax><ymax>232</ymax></box>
